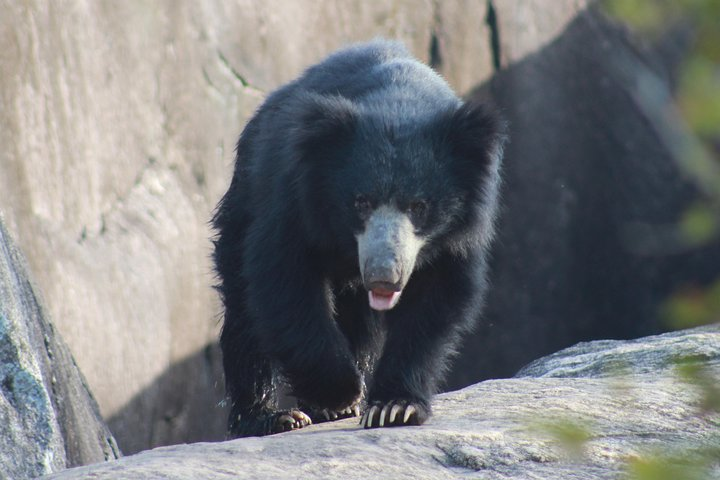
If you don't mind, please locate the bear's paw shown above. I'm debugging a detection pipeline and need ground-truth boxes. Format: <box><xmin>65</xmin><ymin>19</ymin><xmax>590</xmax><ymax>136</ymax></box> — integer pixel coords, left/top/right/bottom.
<box><xmin>269</xmin><ymin>409</ymin><xmax>313</xmax><ymax>434</ymax></box>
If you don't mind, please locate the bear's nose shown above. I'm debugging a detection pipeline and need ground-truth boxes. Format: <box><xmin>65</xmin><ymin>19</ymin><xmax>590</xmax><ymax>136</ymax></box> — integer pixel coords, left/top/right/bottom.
<box><xmin>363</xmin><ymin>257</ymin><xmax>402</xmax><ymax>292</ymax></box>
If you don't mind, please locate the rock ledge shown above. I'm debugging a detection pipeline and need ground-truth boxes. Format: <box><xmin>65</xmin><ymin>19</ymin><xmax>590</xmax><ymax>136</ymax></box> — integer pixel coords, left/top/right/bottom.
<box><xmin>44</xmin><ymin>326</ymin><xmax>720</xmax><ymax>479</ymax></box>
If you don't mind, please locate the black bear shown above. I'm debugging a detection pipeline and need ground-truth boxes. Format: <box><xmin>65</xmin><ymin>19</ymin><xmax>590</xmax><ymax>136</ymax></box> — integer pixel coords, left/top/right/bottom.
<box><xmin>213</xmin><ymin>40</ymin><xmax>506</xmax><ymax>437</ymax></box>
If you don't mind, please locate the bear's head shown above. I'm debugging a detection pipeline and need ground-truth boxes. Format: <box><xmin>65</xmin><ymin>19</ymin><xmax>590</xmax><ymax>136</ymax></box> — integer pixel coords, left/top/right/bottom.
<box><xmin>292</xmin><ymin>92</ymin><xmax>506</xmax><ymax>311</ymax></box>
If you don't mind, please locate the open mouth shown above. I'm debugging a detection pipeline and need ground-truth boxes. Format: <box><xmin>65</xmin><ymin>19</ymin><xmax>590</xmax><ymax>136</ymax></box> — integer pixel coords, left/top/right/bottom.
<box><xmin>368</xmin><ymin>288</ymin><xmax>402</xmax><ymax>311</ymax></box>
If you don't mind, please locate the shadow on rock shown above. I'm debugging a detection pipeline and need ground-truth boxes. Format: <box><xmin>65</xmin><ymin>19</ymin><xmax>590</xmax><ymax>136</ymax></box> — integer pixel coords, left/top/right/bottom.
<box><xmin>446</xmin><ymin>6</ymin><xmax>720</xmax><ymax>389</ymax></box>
<box><xmin>108</xmin><ymin>342</ymin><xmax>228</xmax><ymax>455</ymax></box>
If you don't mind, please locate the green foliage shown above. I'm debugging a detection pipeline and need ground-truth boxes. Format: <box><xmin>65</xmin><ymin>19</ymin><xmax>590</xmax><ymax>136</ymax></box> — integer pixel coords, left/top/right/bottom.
<box><xmin>530</xmin><ymin>417</ymin><xmax>593</xmax><ymax>459</ymax></box>
<box><xmin>604</xmin><ymin>0</ymin><xmax>683</xmax><ymax>32</ymax></box>
<box><xmin>625</xmin><ymin>454</ymin><xmax>709</xmax><ymax>480</ymax></box>
<box><xmin>675</xmin><ymin>354</ymin><xmax>720</xmax><ymax>413</ymax></box>
<box><xmin>680</xmin><ymin>203</ymin><xmax>718</xmax><ymax>245</ymax></box>
<box><xmin>662</xmin><ymin>280</ymin><xmax>720</xmax><ymax>329</ymax></box>
<box><xmin>680</xmin><ymin>56</ymin><xmax>720</xmax><ymax>138</ymax></box>
<box><xmin>604</xmin><ymin>0</ymin><xmax>720</xmax><ymax>48</ymax></box>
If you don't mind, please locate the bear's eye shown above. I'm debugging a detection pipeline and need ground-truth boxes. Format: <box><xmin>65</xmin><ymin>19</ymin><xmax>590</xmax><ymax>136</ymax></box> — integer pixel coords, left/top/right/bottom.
<box><xmin>355</xmin><ymin>194</ymin><xmax>372</xmax><ymax>219</ymax></box>
<box><xmin>408</xmin><ymin>200</ymin><xmax>428</xmax><ymax>223</ymax></box>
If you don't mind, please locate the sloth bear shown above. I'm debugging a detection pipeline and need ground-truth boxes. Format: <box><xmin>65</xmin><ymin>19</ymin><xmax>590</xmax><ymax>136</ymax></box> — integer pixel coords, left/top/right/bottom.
<box><xmin>213</xmin><ymin>40</ymin><xmax>506</xmax><ymax>437</ymax></box>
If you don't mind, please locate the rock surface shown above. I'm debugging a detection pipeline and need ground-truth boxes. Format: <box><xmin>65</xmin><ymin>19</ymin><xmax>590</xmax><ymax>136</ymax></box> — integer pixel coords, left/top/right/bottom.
<box><xmin>0</xmin><ymin>219</ymin><xmax>120</xmax><ymax>480</ymax></box>
<box><xmin>517</xmin><ymin>324</ymin><xmax>720</xmax><ymax>379</ymax></box>
<box><xmin>43</xmin><ymin>326</ymin><xmax>720</xmax><ymax>480</ymax></box>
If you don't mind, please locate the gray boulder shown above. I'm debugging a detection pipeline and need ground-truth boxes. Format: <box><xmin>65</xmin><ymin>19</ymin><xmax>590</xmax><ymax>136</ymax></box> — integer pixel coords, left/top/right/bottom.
<box><xmin>517</xmin><ymin>324</ymin><xmax>720</xmax><ymax>379</ymax></box>
<box><xmin>42</xmin><ymin>325</ymin><xmax>719</xmax><ymax>479</ymax></box>
<box><xmin>0</xmin><ymin>219</ymin><xmax>120</xmax><ymax>479</ymax></box>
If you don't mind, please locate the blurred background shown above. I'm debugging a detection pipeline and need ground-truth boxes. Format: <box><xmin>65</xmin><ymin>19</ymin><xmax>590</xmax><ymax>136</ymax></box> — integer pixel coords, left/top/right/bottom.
<box><xmin>0</xmin><ymin>0</ymin><xmax>717</xmax><ymax>455</ymax></box>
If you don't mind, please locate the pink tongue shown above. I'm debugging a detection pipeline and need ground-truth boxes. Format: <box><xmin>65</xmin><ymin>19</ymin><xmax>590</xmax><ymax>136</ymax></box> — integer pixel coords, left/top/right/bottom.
<box><xmin>368</xmin><ymin>290</ymin><xmax>401</xmax><ymax>311</ymax></box>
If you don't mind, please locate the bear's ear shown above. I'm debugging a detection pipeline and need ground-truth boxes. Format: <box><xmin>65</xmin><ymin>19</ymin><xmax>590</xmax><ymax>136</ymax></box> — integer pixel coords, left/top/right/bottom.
<box><xmin>293</xmin><ymin>93</ymin><xmax>358</xmax><ymax>162</ymax></box>
<box><xmin>446</xmin><ymin>101</ymin><xmax>508</xmax><ymax>170</ymax></box>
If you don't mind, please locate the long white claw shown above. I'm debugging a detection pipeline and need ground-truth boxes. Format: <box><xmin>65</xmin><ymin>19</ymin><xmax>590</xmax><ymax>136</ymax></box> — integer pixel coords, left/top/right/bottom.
<box><xmin>379</xmin><ymin>404</ymin><xmax>390</xmax><ymax>427</ymax></box>
<box><xmin>389</xmin><ymin>404</ymin><xmax>402</xmax><ymax>424</ymax></box>
<box><xmin>403</xmin><ymin>405</ymin><xmax>416</xmax><ymax>424</ymax></box>
<box><xmin>322</xmin><ymin>410</ymin><xmax>331</xmax><ymax>421</ymax></box>
<box><xmin>352</xmin><ymin>405</ymin><xmax>361</xmax><ymax>417</ymax></box>
<box><xmin>366</xmin><ymin>406</ymin><xmax>378</xmax><ymax>427</ymax></box>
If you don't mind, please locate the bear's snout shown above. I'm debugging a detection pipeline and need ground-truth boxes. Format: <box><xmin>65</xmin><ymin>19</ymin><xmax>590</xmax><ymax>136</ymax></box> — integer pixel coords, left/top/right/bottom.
<box><xmin>362</xmin><ymin>254</ymin><xmax>405</xmax><ymax>311</ymax></box>
<box><xmin>357</xmin><ymin>205</ymin><xmax>426</xmax><ymax>311</ymax></box>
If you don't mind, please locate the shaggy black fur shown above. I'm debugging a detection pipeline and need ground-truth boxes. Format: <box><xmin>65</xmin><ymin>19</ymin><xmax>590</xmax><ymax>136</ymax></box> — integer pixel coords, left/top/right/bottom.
<box><xmin>212</xmin><ymin>40</ymin><xmax>506</xmax><ymax>437</ymax></box>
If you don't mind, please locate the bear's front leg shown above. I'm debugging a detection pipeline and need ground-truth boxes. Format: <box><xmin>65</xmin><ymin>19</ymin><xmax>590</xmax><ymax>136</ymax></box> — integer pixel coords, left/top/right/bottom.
<box><xmin>362</xmin><ymin>253</ymin><xmax>486</xmax><ymax>429</ymax></box>
<box><xmin>244</xmin><ymin>224</ymin><xmax>363</xmax><ymax>415</ymax></box>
